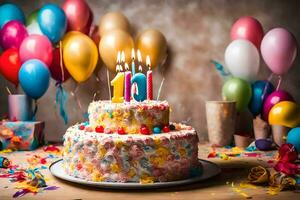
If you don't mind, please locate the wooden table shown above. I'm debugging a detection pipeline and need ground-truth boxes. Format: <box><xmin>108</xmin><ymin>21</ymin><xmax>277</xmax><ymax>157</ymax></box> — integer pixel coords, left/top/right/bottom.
<box><xmin>0</xmin><ymin>144</ymin><xmax>298</xmax><ymax>200</ymax></box>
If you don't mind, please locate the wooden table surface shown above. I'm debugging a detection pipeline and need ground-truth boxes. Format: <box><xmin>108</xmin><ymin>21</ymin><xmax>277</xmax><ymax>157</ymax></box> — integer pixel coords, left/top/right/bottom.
<box><xmin>0</xmin><ymin>144</ymin><xmax>299</xmax><ymax>200</ymax></box>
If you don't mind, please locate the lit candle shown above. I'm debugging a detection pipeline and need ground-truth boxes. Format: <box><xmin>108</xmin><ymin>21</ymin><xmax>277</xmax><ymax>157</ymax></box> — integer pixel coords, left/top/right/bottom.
<box><xmin>146</xmin><ymin>55</ymin><xmax>153</xmax><ymax>100</ymax></box>
<box><xmin>124</xmin><ymin>63</ymin><xmax>131</xmax><ymax>102</ymax></box>
<box><xmin>131</xmin><ymin>48</ymin><xmax>135</xmax><ymax>75</ymax></box>
<box><xmin>131</xmin><ymin>52</ymin><xmax>146</xmax><ymax>102</ymax></box>
<box><xmin>111</xmin><ymin>51</ymin><xmax>124</xmax><ymax>103</ymax></box>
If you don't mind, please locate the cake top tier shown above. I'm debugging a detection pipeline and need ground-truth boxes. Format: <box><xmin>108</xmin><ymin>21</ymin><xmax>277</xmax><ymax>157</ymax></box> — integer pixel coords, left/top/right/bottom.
<box><xmin>88</xmin><ymin>100</ymin><xmax>170</xmax><ymax>134</ymax></box>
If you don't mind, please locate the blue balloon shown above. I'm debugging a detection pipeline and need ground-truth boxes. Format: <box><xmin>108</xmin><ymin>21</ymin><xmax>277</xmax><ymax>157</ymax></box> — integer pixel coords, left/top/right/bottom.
<box><xmin>0</xmin><ymin>3</ymin><xmax>25</xmax><ymax>28</ymax></box>
<box><xmin>19</xmin><ymin>59</ymin><xmax>50</xmax><ymax>100</ymax></box>
<box><xmin>287</xmin><ymin>127</ymin><xmax>300</xmax><ymax>153</ymax></box>
<box><xmin>37</xmin><ymin>4</ymin><xmax>67</xmax><ymax>43</ymax></box>
<box><xmin>249</xmin><ymin>80</ymin><xmax>274</xmax><ymax>116</ymax></box>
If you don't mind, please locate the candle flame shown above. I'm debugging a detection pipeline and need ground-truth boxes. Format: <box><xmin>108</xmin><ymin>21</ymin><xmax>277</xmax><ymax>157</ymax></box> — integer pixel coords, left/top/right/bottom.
<box><xmin>121</xmin><ymin>51</ymin><xmax>125</xmax><ymax>63</ymax></box>
<box><xmin>137</xmin><ymin>49</ymin><xmax>142</xmax><ymax>62</ymax></box>
<box><xmin>139</xmin><ymin>65</ymin><xmax>143</xmax><ymax>72</ymax></box>
<box><xmin>146</xmin><ymin>55</ymin><xmax>151</xmax><ymax>69</ymax></box>
<box><xmin>116</xmin><ymin>51</ymin><xmax>121</xmax><ymax>63</ymax></box>
<box><xmin>131</xmin><ymin>48</ymin><xmax>135</xmax><ymax>60</ymax></box>
<box><xmin>119</xmin><ymin>64</ymin><xmax>123</xmax><ymax>72</ymax></box>
<box><xmin>125</xmin><ymin>63</ymin><xmax>129</xmax><ymax>71</ymax></box>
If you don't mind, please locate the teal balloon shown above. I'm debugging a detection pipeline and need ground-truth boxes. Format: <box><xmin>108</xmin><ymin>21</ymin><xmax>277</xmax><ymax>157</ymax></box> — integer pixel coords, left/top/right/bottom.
<box><xmin>38</xmin><ymin>4</ymin><xmax>67</xmax><ymax>43</ymax></box>
<box><xmin>0</xmin><ymin>3</ymin><xmax>25</xmax><ymax>28</ymax></box>
<box><xmin>26</xmin><ymin>10</ymin><xmax>43</xmax><ymax>35</ymax></box>
<box><xmin>222</xmin><ymin>77</ymin><xmax>252</xmax><ymax>112</ymax></box>
<box><xmin>19</xmin><ymin>59</ymin><xmax>50</xmax><ymax>100</ymax></box>
<box><xmin>249</xmin><ymin>80</ymin><xmax>274</xmax><ymax>116</ymax></box>
<box><xmin>287</xmin><ymin>127</ymin><xmax>300</xmax><ymax>153</ymax></box>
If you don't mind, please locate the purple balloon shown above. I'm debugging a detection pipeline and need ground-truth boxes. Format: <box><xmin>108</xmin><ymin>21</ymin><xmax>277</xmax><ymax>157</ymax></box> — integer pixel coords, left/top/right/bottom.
<box><xmin>0</xmin><ymin>20</ymin><xmax>28</xmax><ymax>50</ymax></box>
<box><xmin>262</xmin><ymin>90</ymin><xmax>294</xmax><ymax>122</ymax></box>
<box><xmin>261</xmin><ymin>28</ymin><xmax>297</xmax><ymax>75</ymax></box>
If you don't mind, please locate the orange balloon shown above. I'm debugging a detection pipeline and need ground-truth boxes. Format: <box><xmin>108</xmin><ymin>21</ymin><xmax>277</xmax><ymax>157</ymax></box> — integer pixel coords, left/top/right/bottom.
<box><xmin>98</xmin><ymin>12</ymin><xmax>131</xmax><ymax>37</ymax></box>
<box><xmin>99</xmin><ymin>29</ymin><xmax>134</xmax><ymax>72</ymax></box>
<box><xmin>269</xmin><ymin>101</ymin><xmax>300</xmax><ymax>128</ymax></box>
<box><xmin>136</xmin><ymin>29</ymin><xmax>167</xmax><ymax>69</ymax></box>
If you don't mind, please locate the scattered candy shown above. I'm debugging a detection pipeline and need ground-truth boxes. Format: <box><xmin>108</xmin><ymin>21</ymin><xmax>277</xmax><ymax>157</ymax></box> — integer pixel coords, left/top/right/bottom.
<box><xmin>79</xmin><ymin>125</ymin><xmax>85</xmax><ymax>130</ymax></box>
<box><xmin>95</xmin><ymin>125</ymin><xmax>104</xmax><ymax>133</ymax></box>
<box><xmin>140</xmin><ymin>126</ymin><xmax>150</xmax><ymax>135</ymax></box>
<box><xmin>104</xmin><ymin>127</ymin><xmax>112</xmax><ymax>134</ymax></box>
<box><xmin>153</xmin><ymin>127</ymin><xmax>161</xmax><ymax>134</ymax></box>
<box><xmin>117</xmin><ymin>127</ymin><xmax>126</xmax><ymax>135</ymax></box>
<box><xmin>162</xmin><ymin>126</ymin><xmax>170</xmax><ymax>133</ymax></box>
<box><xmin>169</xmin><ymin>124</ymin><xmax>176</xmax><ymax>131</ymax></box>
<box><xmin>43</xmin><ymin>145</ymin><xmax>60</xmax><ymax>153</ymax></box>
<box><xmin>255</xmin><ymin>139</ymin><xmax>273</xmax><ymax>151</ymax></box>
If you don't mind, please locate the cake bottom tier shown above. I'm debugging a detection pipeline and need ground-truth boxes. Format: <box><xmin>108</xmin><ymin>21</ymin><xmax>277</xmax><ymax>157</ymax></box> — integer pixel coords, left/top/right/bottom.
<box><xmin>63</xmin><ymin>124</ymin><xmax>201</xmax><ymax>183</ymax></box>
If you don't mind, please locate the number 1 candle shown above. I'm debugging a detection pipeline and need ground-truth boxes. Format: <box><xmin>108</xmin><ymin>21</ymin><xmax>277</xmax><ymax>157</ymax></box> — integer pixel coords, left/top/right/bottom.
<box><xmin>111</xmin><ymin>51</ymin><xmax>124</xmax><ymax>103</ymax></box>
<box><xmin>124</xmin><ymin>63</ymin><xmax>131</xmax><ymax>102</ymax></box>
<box><xmin>146</xmin><ymin>55</ymin><xmax>153</xmax><ymax>100</ymax></box>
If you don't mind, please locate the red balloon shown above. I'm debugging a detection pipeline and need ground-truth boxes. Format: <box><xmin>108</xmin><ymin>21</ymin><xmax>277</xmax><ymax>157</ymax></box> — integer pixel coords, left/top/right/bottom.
<box><xmin>89</xmin><ymin>25</ymin><xmax>100</xmax><ymax>45</ymax></box>
<box><xmin>82</xmin><ymin>8</ymin><xmax>94</xmax><ymax>35</ymax></box>
<box><xmin>231</xmin><ymin>16</ymin><xmax>264</xmax><ymax>49</ymax></box>
<box><xmin>49</xmin><ymin>47</ymin><xmax>70</xmax><ymax>82</ymax></box>
<box><xmin>62</xmin><ymin>0</ymin><xmax>91</xmax><ymax>33</ymax></box>
<box><xmin>0</xmin><ymin>48</ymin><xmax>21</xmax><ymax>86</ymax></box>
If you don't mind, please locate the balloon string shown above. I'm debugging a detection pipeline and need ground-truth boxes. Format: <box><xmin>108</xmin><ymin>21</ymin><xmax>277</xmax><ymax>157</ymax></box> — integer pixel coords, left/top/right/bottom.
<box><xmin>276</xmin><ymin>75</ymin><xmax>282</xmax><ymax>91</ymax></box>
<box><xmin>261</xmin><ymin>73</ymin><xmax>274</xmax><ymax>100</ymax></box>
<box><xmin>5</xmin><ymin>86</ymin><xmax>12</xmax><ymax>95</ymax></box>
<box><xmin>93</xmin><ymin>69</ymin><xmax>101</xmax><ymax>101</ymax></box>
<box><xmin>59</xmin><ymin>41</ymin><xmax>65</xmax><ymax>83</ymax></box>
<box><xmin>106</xmin><ymin>69</ymin><xmax>111</xmax><ymax>100</ymax></box>
<box><xmin>157</xmin><ymin>77</ymin><xmax>165</xmax><ymax>100</ymax></box>
<box><xmin>55</xmin><ymin>83</ymin><xmax>69</xmax><ymax>124</ymax></box>
<box><xmin>71</xmin><ymin>84</ymin><xmax>88</xmax><ymax>120</ymax></box>
<box><xmin>32</xmin><ymin>100</ymin><xmax>38</xmax><ymax>121</ymax></box>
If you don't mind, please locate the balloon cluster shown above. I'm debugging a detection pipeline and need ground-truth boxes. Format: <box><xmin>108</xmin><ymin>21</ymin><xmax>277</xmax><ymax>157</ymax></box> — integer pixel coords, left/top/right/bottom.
<box><xmin>98</xmin><ymin>12</ymin><xmax>167</xmax><ymax>72</ymax></box>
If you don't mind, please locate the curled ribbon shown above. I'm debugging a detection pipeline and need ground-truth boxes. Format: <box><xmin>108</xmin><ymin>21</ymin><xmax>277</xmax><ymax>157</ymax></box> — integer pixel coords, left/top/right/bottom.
<box><xmin>211</xmin><ymin>60</ymin><xmax>231</xmax><ymax>78</ymax></box>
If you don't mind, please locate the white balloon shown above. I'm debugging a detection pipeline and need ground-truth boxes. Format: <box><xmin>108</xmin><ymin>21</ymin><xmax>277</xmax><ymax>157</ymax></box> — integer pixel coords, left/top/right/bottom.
<box><xmin>26</xmin><ymin>22</ymin><xmax>43</xmax><ymax>35</ymax></box>
<box><xmin>225</xmin><ymin>39</ymin><xmax>260</xmax><ymax>82</ymax></box>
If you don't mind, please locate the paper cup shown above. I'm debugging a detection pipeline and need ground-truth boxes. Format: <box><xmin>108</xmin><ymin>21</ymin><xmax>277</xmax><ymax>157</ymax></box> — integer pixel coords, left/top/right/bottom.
<box><xmin>253</xmin><ymin>115</ymin><xmax>271</xmax><ymax>140</ymax></box>
<box><xmin>8</xmin><ymin>94</ymin><xmax>32</xmax><ymax>121</ymax></box>
<box><xmin>234</xmin><ymin>134</ymin><xmax>253</xmax><ymax>148</ymax></box>
<box><xmin>272</xmin><ymin>125</ymin><xmax>289</xmax><ymax>146</ymax></box>
<box><xmin>206</xmin><ymin>101</ymin><xmax>237</xmax><ymax>146</ymax></box>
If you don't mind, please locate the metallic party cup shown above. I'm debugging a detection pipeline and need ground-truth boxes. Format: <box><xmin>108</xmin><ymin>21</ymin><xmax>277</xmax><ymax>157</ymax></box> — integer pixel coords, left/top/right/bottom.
<box><xmin>8</xmin><ymin>94</ymin><xmax>33</xmax><ymax>121</ymax></box>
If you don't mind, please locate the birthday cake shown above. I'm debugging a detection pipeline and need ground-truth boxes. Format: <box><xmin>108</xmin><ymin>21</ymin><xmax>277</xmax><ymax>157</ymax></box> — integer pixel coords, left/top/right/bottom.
<box><xmin>62</xmin><ymin>100</ymin><xmax>201</xmax><ymax>183</ymax></box>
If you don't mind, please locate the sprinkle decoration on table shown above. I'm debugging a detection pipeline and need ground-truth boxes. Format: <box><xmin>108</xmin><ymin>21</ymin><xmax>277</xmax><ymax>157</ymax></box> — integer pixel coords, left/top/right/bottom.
<box><xmin>0</xmin><ymin>145</ymin><xmax>61</xmax><ymax>198</ymax></box>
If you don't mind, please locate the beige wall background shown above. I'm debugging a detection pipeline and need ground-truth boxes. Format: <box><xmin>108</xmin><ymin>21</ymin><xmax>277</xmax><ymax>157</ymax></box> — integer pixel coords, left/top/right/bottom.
<box><xmin>0</xmin><ymin>0</ymin><xmax>299</xmax><ymax>142</ymax></box>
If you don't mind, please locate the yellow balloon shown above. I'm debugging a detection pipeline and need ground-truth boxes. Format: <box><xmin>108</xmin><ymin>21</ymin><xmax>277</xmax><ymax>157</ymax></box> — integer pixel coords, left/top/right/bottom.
<box><xmin>98</xmin><ymin>12</ymin><xmax>131</xmax><ymax>37</ymax></box>
<box><xmin>269</xmin><ymin>101</ymin><xmax>300</xmax><ymax>128</ymax></box>
<box><xmin>62</xmin><ymin>31</ymin><xmax>98</xmax><ymax>83</ymax></box>
<box><xmin>99</xmin><ymin>29</ymin><xmax>134</xmax><ymax>72</ymax></box>
<box><xmin>136</xmin><ymin>29</ymin><xmax>167</xmax><ymax>69</ymax></box>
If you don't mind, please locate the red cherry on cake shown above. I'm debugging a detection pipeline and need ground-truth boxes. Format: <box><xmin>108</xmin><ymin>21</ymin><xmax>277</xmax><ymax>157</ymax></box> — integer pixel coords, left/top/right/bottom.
<box><xmin>95</xmin><ymin>125</ymin><xmax>104</xmax><ymax>133</ymax></box>
<box><xmin>140</xmin><ymin>126</ymin><xmax>150</xmax><ymax>135</ymax></box>
<box><xmin>79</xmin><ymin>125</ymin><xmax>85</xmax><ymax>130</ymax></box>
<box><xmin>117</xmin><ymin>127</ymin><xmax>126</xmax><ymax>135</ymax></box>
<box><xmin>163</xmin><ymin>126</ymin><xmax>170</xmax><ymax>133</ymax></box>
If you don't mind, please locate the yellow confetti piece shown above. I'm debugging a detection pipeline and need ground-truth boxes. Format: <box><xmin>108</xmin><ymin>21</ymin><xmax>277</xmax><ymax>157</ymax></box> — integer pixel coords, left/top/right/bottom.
<box><xmin>239</xmin><ymin>182</ymin><xmax>257</xmax><ymax>189</ymax></box>
<box><xmin>0</xmin><ymin>149</ymin><xmax>13</xmax><ymax>153</ymax></box>
<box><xmin>267</xmin><ymin>186</ymin><xmax>281</xmax><ymax>195</ymax></box>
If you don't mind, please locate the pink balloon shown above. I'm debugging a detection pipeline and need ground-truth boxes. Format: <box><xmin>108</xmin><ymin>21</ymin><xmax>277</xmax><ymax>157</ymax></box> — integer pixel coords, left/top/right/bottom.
<box><xmin>19</xmin><ymin>35</ymin><xmax>53</xmax><ymax>66</ymax></box>
<box><xmin>0</xmin><ymin>20</ymin><xmax>28</xmax><ymax>50</ymax></box>
<box><xmin>262</xmin><ymin>90</ymin><xmax>294</xmax><ymax>122</ymax></box>
<box><xmin>261</xmin><ymin>28</ymin><xmax>297</xmax><ymax>75</ymax></box>
<box><xmin>231</xmin><ymin>16</ymin><xmax>264</xmax><ymax>49</ymax></box>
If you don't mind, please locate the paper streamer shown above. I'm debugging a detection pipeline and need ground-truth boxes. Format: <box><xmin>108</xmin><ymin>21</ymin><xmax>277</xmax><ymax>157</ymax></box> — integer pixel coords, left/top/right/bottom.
<box><xmin>211</xmin><ymin>60</ymin><xmax>231</xmax><ymax>78</ymax></box>
<box><xmin>55</xmin><ymin>83</ymin><xmax>69</xmax><ymax>124</ymax></box>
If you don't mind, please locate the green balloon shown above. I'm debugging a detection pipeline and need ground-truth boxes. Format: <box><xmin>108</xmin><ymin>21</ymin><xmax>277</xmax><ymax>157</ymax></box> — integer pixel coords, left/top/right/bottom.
<box><xmin>222</xmin><ymin>77</ymin><xmax>252</xmax><ymax>112</ymax></box>
<box><xmin>26</xmin><ymin>10</ymin><xmax>39</xmax><ymax>26</ymax></box>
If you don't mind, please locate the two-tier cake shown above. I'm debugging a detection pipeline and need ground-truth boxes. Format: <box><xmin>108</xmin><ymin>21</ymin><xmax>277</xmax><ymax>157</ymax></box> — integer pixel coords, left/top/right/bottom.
<box><xmin>63</xmin><ymin>100</ymin><xmax>201</xmax><ymax>183</ymax></box>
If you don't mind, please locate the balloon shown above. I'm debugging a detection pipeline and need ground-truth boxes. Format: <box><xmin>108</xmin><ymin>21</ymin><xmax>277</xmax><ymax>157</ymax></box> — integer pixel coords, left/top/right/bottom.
<box><xmin>98</xmin><ymin>11</ymin><xmax>131</xmax><ymax>37</ymax></box>
<box><xmin>0</xmin><ymin>3</ymin><xmax>25</xmax><ymax>28</ymax></box>
<box><xmin>62</xmin><ymin>32</ymin><xmax>98</xmax><ymax>82</ymax></box>
<box><xmin>26</xmin><ymin>10</ymin><xmax>43</xmax><ymax>35</ymax></box>
<box><xmin>262</xmin><ymin>90</ymin><xmax>294</xmax><ymax>122</ymax></box>
<box><xmin>261</xmin><ymin>28</ymin><xmax>297</xmax><ymax>75</ymax></box>
<box><xmin>230</xmin><ymin>16</ymin><xmax>264</xmax><ymax>49</ymax></box>
<box><xmin>99</xmin><ymin>29</ymin><xmax>134</xmax><ymax>72</ymax></box>
<box><xmin>62</xmin><ymin>0</ymin><xmax>91</xmax><ymax>33</ymax></box>
<box><xmin>222</xmin><ymin>77</ymin><xmax>252</xmax><ymax>112</ymax></box>
<box><xmin>89</xmin><ymin>25</ymin><xmax>100</xmax><ymax>45</ymax></box>
<box><xmin>0</xmin><ymin>48</ymin><xmax>21</xmax><ymax>86</ymax></box>
<box><xmin>0</xmin><ymin>20</ymin><xmax>28</xmax><ymax>50</ymax></box>
<box><xmin>268</xmin><ymin>101</ymin><xmax>300</xmax><ymax>128</ymax></box>
<box><xmin>49</xmin><ymin>47</ymin><xmax>70</xmax><ymax>82</ymax></box>
<box><xmin>249</xmin><ymin>80</ymin><xmax>274</xmax><ymax>116</ymax></box>
<box><xmin>19</xmin><ymin>59</ymin><xmax>50</xmax><ymax>100</ymax></box>
<box><xmin>38</xmin><ymin>4</ymin><xmax>67</xmax><ymax>43</ymax></box>
<box><xmin>224</xmin><ymin>39</ymin><xmax>260</xmax><ymax>82</ymax></box>
<box><xmin>137</xmin><ymin>29</ymin><xmax>168</xmax><ymax>69</ymax></box>
<box><xmin>287</xmin><ymin>127</ymin><xmax>300</xmax><ymax>153</ymax></box>
<box><xmin>19</xmin><ymin>35</ymin><xmax>53</xmax><ymax>66</ymax></box>
<box><xmin>81</xmin><ymin>8</ymin><xmax>94</xmax><ymax>35</ymax></box>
